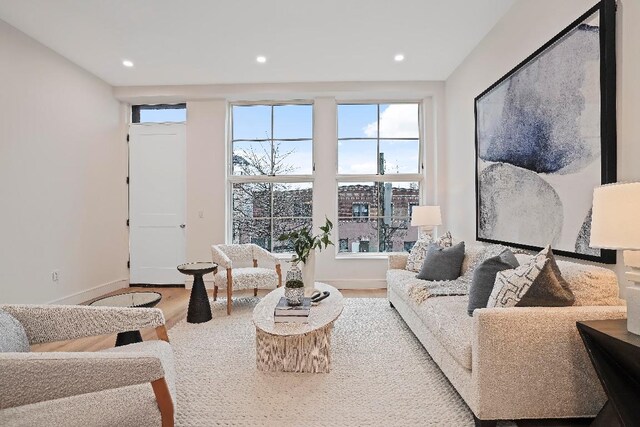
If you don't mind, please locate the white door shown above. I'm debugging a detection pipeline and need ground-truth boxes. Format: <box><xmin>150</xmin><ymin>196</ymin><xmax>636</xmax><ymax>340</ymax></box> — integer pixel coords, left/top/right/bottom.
<box><xmin>129</xmin><ymin>123</ymin><xmax>186</xmax><ymax>284</ymax></box>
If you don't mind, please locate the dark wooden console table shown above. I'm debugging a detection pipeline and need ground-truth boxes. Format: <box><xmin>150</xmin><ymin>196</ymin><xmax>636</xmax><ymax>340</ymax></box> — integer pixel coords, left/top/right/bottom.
<box><xmin>576</xmin><ymin>319</ymin><xmax>640</xmax><ymax>427</ymax></box>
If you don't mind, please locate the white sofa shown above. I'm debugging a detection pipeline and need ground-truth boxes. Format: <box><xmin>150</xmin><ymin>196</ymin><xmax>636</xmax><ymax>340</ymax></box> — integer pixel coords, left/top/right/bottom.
<box><xmin>387</xmin><ymin>249</ymin><xmax>626</xmax><ymax>426</ymax></box>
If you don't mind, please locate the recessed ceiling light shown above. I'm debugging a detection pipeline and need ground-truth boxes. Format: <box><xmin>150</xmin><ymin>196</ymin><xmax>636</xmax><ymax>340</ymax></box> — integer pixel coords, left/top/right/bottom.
<box><xmin>122</xmin><ymin>59</ymin><xmax>134</xmax><ymax>68</ymax></box>
<box><xmin>394</xmin><ymin>54</ymin><xmax>405</xmax><ymax>62</ymax></box>
<box><xmin>256</xmin><ymin>56</ymin><xmax>267</xmax><ymax>63</ymax></box>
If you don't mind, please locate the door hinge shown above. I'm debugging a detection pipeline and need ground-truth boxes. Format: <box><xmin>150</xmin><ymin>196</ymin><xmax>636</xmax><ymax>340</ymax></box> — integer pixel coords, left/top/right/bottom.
<box><xmin>127</xmin><ymin>260</ymin><xmax>130</xmax><ymax>269</ymax></box>
<box><xmin>126</xmin><ymin>219</ymin><xmax>129</xmax><ymax>226</ymax></box>
<box><xmin>126</xmin><ymin>176</ymin><xmax>129</xmax><ymax>184</ymax></box>
<box><xmin>126</xmin><ymin>134</ymin><xmax>130</xmax><ymax>142</ymax></box>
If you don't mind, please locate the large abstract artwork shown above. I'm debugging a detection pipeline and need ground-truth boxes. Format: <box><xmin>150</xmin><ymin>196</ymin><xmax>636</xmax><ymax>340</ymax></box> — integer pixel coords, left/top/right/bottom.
<box><xmin>475</xmin><ymin>0</ymin><xmax>617</xmax><ymax>263</ymax></box>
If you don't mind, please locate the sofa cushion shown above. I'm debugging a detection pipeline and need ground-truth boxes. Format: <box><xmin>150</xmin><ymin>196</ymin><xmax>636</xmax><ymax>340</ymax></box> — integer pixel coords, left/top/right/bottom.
<box><xmin>414</xmin><ymin>296</ymin><xmax>473</xmax><ymax>370</ymax></box>
<box><xmin>417</xmin><ymin>242</ymin><xmax>466</xmax><ymax>281</ymax></box>
<box><xmin>406</xmin><ymin>231</ymin><xmax>453</xmax><ymax>272</ymax></box>
<box><xmin>468</xmin><ymin>249</ymin><xmax>519</xmax><ymax>316</ymax></box>
<box><xmin>0</xmin><ymin>309</ymin><xmax>29</xmax><ymax>353</ymax></box>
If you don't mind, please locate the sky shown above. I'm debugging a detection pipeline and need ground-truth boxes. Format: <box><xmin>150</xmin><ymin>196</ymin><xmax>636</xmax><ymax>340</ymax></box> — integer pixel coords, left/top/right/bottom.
<box><xmin>137</xmin><ymin>103</ymin><xmax>421</xmax><ymax>177</ymax></box>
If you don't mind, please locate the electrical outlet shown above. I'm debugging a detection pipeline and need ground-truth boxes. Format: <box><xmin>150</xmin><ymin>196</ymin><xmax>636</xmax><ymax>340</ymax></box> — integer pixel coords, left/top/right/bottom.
<box><xmin>198</xmin><ymin>210</ymin><xmax>204</xmax><ymax>218</ymax></box>
<box><xmin>51</xmin><ymin>270</ymin><xmax>60</xmax><ymax>282</ymax></box>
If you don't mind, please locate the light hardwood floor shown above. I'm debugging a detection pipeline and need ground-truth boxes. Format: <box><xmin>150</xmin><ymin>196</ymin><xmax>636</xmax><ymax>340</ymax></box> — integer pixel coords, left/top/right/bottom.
<box><xmin>32</xmin><ymin>286</ymin><xmax>385</xmax><ymax>353</ymax></box>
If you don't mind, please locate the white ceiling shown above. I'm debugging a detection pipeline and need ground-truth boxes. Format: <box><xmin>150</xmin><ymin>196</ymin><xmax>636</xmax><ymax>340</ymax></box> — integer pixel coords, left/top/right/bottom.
<box><xmin>0</xmin><ymin>0</ymin><xmax>515</xmax><ymax>87</ymax></box>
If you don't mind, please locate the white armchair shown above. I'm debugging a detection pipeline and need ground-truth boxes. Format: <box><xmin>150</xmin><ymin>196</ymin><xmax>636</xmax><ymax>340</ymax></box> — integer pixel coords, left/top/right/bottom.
<box><xmin>211</xmin><ymin>244</ymin><xmax>282</xmax><ymax>315</ymax></box>
<box><xmin>0</xmin><ymin>304</ymin><xmax>175</xmax><ymax>427</ymax></box>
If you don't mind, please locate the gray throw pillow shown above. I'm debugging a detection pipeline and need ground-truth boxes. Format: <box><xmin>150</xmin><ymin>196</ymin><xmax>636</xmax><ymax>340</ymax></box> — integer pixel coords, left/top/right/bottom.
<box><xmin>518</xmin><ymin>245</ymin><xmax>575</xmax><ymax>307</ymax></box>
<box><xmin>0</xmin><ymin>309</ymin><xmax>30</xmax><ymax>352</ymax></box>
<box><xmin>416</xmin><ymin>241</ymin><xmax>465</xmax><ymax>281</ymax></box>
<box><xmin>406</xmin><ymin>231</ymin><xmax>453</xmax><ymax>272</ymax></box>
<box><xmin>467</xmin><ymin>249</ymin><xmax>519</xmax><ymax>316</ymax></box>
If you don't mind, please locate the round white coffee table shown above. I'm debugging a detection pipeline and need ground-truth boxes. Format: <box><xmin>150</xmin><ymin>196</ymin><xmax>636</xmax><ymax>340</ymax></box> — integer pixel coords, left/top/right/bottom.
<box><xmin>252</xmin><ymin>282</ymin><xmax>343</xmax><ymax>373</ymax></box>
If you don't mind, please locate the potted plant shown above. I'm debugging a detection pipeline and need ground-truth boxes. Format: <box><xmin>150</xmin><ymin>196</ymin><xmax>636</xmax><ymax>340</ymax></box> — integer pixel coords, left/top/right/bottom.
<box><xmin>278</xmin><ymin>217</ymin><xmax>334</xmax><ymax>295</ymax></box>
<box><xmin>283</xmin><ymin>278</ymin><xmax>304</xmax><ymax>306</ymax></box>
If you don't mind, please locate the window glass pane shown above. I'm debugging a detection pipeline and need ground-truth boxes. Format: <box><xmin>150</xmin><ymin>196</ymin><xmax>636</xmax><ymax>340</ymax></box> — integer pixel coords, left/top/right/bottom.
<box><xmin>232</xmin><ymin>141</ymin><xmax>273</xmax><ymax>175</ymax></box>
<box><xmin>273</xmin><ymin>183</ymin><xmax>313</xmax><ymax>218</ymax></box>
<box><xmin>231</xmin><ymin>182</ymin><xmax>313</xmax><ymax>252</ymax></box>
<box><xmin>379</xmin><ymin>139</ymin><xmax>420</xmax><ymax>174</ymax></box>
<box><xmin>338</xmin><ymin>182</ymin><xmax>419</xmax><ymax>253</ymax></box>
<box><xmin>338</xmin><ymin>104</ymin><xmax>378</xmax><ymax>138</ymax></box>
<box><xmin>273</xmin><ymin>105</ymin><xmax>312</xmax><ymax>139</ymax></box>
<box><xmin>273</xmin><ymin>140</ymin><xmax>313</xmax><ymax>175</ymax></box>
<box><xmin>232</xmin><ymin>182</ymin><xmax>272</xmax><ymax>221</ymax></box>
<box><xmin>232</xmin><ymin>105</ymin><xmax>271</xmax><ymax>140</ymax></box>
<box><xmin>338</xmin><ymin>140</ymin><xmax>378</xmax><ymax>174</ymax></box>
<box><xmin>378</xmin><ymin>104</ymin><xmax>419</xmax><ymax>138</ymax></box>
<box><xmin>137</xmin><ymin>106</ymin><xmax>186</xmax><ymax>123</ymax></box>
<box><xmin>273</xmin><ymin>217</ymin><xmax>313</xmax><ymax>253</ymax></box>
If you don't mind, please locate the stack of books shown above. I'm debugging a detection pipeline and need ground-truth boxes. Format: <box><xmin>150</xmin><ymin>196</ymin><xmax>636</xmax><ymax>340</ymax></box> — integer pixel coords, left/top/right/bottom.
<box><xmin>274</xmin><ymin>297</ymin><xmax>312</xmax><ymax>323</ymax></box>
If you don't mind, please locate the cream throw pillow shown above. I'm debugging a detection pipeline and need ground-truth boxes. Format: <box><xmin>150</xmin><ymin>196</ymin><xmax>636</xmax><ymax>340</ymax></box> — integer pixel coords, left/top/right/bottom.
<box><xmin>405</xmin><ymin>231</ymin><xmax>453</xmax><ymax>272</ymax></box>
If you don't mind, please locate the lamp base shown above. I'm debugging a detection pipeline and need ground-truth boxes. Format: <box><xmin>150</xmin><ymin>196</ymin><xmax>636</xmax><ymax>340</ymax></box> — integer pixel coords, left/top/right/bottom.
<box><xmin>627</xmin><ymin>285</ymin><xmax>640</xmax><ymax>335</ymax></box>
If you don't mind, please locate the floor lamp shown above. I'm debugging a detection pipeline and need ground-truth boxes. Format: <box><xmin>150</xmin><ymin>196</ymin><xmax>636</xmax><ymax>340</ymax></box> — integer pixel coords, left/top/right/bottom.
<box><xmin>590</xmin><ymin>182</ymin><xmax>640</xmax><ymax>335</ymax></box>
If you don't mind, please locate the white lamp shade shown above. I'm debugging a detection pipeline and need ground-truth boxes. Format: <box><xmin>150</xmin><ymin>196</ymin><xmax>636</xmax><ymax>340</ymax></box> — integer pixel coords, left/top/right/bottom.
<box><xmin>590</xmin><ymin>182</ymin><xmax>640</xmax><ymax>250</ymax></box>
<box><xmin>411</xmin><ymin>206</ymin><xmax>442</xmax><ymax>227</ymax></box>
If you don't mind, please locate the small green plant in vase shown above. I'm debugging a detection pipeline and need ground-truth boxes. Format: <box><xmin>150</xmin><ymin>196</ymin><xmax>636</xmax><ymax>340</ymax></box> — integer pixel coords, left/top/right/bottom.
<box><xmin>279</xmin><ymin>217</ymin><xmax>334</xmax><ymax>297</ymax></box>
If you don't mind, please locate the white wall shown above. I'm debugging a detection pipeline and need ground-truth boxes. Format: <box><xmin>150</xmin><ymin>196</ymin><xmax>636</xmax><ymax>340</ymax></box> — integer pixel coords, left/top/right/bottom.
<box><xmin>117</xmin><ymin>82</ymin><xmax>445</xmax><ymax>288</ymax></box>
<box><xmin>0</xmin><ymin>20</ymin><xmax>127</xmax><ymax>304</ymax></box>
<box><xmin>443</xmin><ymin>0</ymin><xmax>640</xmax><ymax>293</ymax></box>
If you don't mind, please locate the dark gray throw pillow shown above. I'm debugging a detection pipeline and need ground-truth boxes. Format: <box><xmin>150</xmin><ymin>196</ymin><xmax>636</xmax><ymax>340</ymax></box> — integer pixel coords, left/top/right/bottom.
<box><xmin>0</xmin><ymin>309</ymin><xmax>30</xmax><ymax>353</ymax></box>
<box><xmin>416</xmin><ymin>242</ymin><xmax>465</xmax><ymax>281</ymax></box>
<box><xmin>467</xmin><ymin>249</ymin><xmax>519</xmax><ymax>316</ymax></box>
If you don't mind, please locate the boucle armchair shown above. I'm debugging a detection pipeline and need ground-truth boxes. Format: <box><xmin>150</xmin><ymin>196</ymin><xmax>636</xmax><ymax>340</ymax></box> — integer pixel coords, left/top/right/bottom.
<box><xmin>0</xmin><ymin>304</ymin><xmax>175</xmax><ymax>427</ymax></box>
<box><xmin>211</xmin><ymin>243</ymin><xmax>282</xmax><ymax>315</ymax></box>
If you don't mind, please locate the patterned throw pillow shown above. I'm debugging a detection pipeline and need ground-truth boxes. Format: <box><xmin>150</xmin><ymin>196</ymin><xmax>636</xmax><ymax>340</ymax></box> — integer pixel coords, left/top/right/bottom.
<box><xmin>406</xmin><ymin>231</ymin><xmax>453</xmax><ymax>272</ymax></box>
<box><xmin>488</xmin><ymin>245</ymin><xmax>576</xmax><ymax>308</ymax></box>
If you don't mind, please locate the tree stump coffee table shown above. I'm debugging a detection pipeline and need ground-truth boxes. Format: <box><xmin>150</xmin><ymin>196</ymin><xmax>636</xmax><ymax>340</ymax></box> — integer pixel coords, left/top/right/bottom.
<box><xmin>253</xmin><ymin>282</ymin><xmax>343</xmax><ymax>373</ymax></box>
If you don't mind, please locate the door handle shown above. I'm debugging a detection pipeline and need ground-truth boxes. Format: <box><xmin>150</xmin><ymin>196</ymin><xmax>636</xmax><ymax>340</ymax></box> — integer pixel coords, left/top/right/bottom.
<box><xmin>180</xmin><ymin>224</ymin><xmax>186</xmax><ymax>228</ymax></box>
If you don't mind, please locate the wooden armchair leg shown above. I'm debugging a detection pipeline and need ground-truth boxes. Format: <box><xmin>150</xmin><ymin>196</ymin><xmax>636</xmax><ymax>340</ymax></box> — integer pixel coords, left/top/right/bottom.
<box><xmin>213</xmin><ymin>285</ymin><xmax>218</xmax><ymax>301</ymax></box>
<box><xmin>276</xmin><ymin>264</ymin><xmax>282</xmax><ymax>288</ymax></box>
<box><xmin>151</xmin><ymin>378</ymin><xmax>174</xmax><ymax>427</ymax></box>
<box><xmin>155</xmin><ymin>325</ymin><xmax>170</xmax><ymax>343</ymax></box>
<box><xmin>226</xmin><ymin>268</ymin><xmax>233</xmax><ymax>315</ymax></box>
<box><xmin>254</xmin><ymin>288</ymin><xmax>258</xmax><ymax>297</ymax></box>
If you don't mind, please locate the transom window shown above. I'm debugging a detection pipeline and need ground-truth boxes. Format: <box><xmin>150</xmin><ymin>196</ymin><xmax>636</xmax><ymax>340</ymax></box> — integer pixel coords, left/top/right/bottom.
<box><xmin>337</xmin><ymin>103</ymin><xmax>422</xmax><ymax>253</ymax></box>
<box><xmin>132</xmin><ymin>104</ymin><xmax>186</xmax><ymax>123</ymax></box>
<box><xmin>229</xmin><ymin>103</ymin><xmax>313</xmax><ymax>252</ymax></box>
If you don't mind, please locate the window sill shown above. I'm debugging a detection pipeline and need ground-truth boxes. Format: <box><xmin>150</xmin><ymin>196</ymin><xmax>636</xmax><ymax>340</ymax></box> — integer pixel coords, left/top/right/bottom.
<box><xmin>335</xmin><ymin>252</ymin><xmax>405</xmax><ymax>260</ymax></box>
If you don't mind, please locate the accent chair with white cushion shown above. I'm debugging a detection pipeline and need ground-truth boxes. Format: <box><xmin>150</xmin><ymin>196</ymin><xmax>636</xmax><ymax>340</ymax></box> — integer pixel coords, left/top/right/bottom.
<box><xmin>0</xmin><ymin>304</ymin><xmax>175</xmax><ymax>427</ymax></box>
<box><xmin>211</xmin><ymin>243</ymin><xmax>282</xmax><ymax>315</ymax></box>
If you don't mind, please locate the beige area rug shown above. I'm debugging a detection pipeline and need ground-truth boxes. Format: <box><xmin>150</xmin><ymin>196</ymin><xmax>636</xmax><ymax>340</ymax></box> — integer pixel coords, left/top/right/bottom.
<box><xmin>170</xmin><ymin>297</ymin><xmax>512</xmax><ymax>427</ymax></box>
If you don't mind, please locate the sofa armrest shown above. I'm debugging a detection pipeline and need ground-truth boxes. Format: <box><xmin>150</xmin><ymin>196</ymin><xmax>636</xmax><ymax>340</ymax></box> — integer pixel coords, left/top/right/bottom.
<box><xmin>0</xmin><ymin>351</ymin><xmax>165</xmax><ymax>409</ymax></box>
<box><xmin>388</xmin><ymin>253</ymin><xmax>408</xmax><ymax>270</ymax></box>
<box><xmin>471</xmin><ymin>305</ymin><xmax>627</xmax><ymax>420</ymax></box>
<box><xmin>0</xmin><ymin>305</ymin><xmax>165</xmax><ymax>345</ymax></box>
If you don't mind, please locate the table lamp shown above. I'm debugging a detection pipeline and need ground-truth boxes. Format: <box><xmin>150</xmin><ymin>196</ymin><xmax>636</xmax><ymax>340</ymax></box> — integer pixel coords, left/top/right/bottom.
<box><xmin>411</xmin><ymin>205</ymin><xmax>442</xmax><ymax>239</ymax></box>
<box><xmin>590</xmin><ymin>182</ymin><xmax>640</xmax><ymax>335</ymax></box>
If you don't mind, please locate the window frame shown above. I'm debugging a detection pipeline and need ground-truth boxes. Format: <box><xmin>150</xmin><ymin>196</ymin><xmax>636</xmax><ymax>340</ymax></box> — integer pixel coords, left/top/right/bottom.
<box><xmin>335</xmin><ymin>101</ymin><xmax>424</xmax><ymax>256</ymax></box>
<box><xmin>227</xmin><ymin>101</ymin><xmax>315</xmax><ymax>251</ymax></box>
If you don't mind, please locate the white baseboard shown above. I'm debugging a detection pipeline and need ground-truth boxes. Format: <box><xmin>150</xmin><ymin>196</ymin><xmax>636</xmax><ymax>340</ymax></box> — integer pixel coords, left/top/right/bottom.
<box><xmin>47</xmin><ymin>279</ymin><xmax>129</xmax><ymax>305</ymax></box>
<box><xmin>184</xmin><ymin>278</ymin><xmax>387</xmax><ymax>290</ymax></box>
